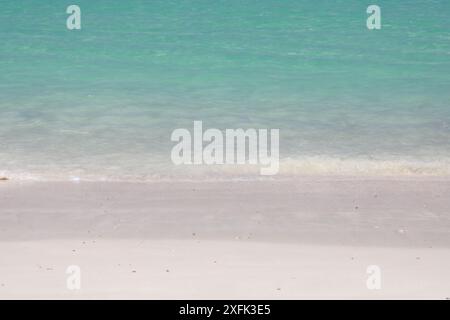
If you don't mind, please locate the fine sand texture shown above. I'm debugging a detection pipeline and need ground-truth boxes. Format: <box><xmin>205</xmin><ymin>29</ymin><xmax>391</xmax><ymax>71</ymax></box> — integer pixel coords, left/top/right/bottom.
<box><xmin>0</xmin><ymin>178</ymin><xmax>449</xmax><ymax>299</ymax></box>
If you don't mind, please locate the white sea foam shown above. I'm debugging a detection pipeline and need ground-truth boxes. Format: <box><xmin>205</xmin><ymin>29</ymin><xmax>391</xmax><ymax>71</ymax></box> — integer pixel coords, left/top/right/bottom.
<box><xmin>2</xmin><ymin>156</ymin><xmax>450</xmax><ymax>182</ymax></box>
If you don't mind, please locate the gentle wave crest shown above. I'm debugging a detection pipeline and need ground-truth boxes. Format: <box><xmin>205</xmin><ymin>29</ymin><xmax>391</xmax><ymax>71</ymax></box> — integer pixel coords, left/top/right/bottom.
<box><xmin>2</xmin><ymin>156</ymin><xmax>450</xmax><ymax>182</ymax></box>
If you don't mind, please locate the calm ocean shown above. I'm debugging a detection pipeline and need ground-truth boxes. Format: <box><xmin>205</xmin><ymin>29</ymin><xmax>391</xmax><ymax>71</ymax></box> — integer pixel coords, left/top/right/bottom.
<box><xmin>1</xmin><ymin>0</ymin><xmax>449</xmax><ymax>180</ymax></box>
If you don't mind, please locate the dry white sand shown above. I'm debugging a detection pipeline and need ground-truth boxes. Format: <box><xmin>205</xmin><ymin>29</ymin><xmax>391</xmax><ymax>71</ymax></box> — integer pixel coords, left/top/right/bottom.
<box><xmin>0</xmin><ymin>178</ymin><xmax>449</xmax><ymax>299</ymax></box>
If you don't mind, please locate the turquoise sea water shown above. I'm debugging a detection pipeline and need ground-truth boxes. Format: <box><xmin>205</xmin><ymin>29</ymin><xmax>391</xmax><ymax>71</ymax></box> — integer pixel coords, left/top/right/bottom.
<box><xmin>0</xmin><ymin>0</ymin><xmax>449</xmax><ymax>180</ymax></box>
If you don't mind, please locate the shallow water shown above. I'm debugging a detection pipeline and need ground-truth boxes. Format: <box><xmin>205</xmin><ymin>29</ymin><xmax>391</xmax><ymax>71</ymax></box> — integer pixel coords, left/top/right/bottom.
<box><xmin>0</xmin><ymin>0</ymin><xmax>449</xmax><ymax>180</ymax></box>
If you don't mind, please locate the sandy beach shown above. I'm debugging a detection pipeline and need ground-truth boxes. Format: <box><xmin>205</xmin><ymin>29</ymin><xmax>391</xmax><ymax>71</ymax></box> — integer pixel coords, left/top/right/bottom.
<box><xmin>0</xmin><ymin>178</ymin><xmax>449</xmax><ymax>299</ymax></box>
<box><xmin>1</xmin><ymin>0</ymin><xmax>449</xmax><ymax>304</ymax></box>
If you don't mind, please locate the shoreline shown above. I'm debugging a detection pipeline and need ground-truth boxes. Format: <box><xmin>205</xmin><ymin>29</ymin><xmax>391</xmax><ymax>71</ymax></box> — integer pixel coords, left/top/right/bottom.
<box><xmin>2</xmin><ymin>173</ymin><xmax>450</xmax><ymax>184</ymax></box>
<box><xmin>3</xmin><ymin>156</ymin><xmax>450</xmax><ymax>182</ymax></box>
